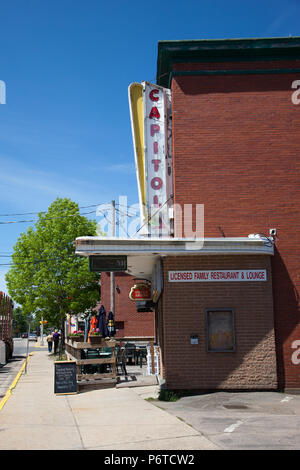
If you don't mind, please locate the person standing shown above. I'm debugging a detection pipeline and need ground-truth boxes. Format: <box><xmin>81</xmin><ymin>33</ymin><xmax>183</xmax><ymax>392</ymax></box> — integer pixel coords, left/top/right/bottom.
<box><xmin>46</xmin><ymin>332</ymin><xmax>53</xmax><ymax>353</ymax></box>
<box><xmin>52</xmin><ymin>329</ymin><xmax>60</xmax><ymax>354</ymax></box>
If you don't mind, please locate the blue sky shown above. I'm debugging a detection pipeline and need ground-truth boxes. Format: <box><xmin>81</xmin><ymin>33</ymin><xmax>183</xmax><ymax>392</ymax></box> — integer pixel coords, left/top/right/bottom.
<box><xmin>0</xmin><ymin>0</ymin><xmax>299</xmax><ymax>293</ymax></box>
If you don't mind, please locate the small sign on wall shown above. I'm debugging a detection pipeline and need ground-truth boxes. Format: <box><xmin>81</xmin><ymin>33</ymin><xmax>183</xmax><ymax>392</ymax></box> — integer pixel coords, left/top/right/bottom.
<box><xmin>129</xmin><ymin>282</ymin><xmax>152</xmax><ymax>301</ymax></box>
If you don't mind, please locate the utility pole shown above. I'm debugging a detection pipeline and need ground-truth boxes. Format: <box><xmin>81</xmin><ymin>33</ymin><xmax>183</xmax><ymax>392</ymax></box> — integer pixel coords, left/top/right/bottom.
<box><xmin>40</xmin><ymin>314</ymin><xmax>44</xmax><ymax>346</ymax></box>
<box><xmin>110</xmin><ymin>200</ymin><xmax>115</xmax><ymax>315</ymax></box>
<box><xmin>25</xmin><ymin>316</ymin><xmax>32</xmax><ymax>374</ymax></box>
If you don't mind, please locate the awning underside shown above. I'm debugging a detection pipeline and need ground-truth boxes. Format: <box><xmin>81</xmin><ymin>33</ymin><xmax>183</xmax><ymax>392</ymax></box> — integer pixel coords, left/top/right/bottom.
<box><xmin>75</xmin><ymin>236</ymin><xmax>274</xmax><ymax>279</ymax></box>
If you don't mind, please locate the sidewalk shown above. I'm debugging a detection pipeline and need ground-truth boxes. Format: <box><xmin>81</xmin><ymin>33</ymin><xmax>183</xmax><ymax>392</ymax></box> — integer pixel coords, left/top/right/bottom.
<box><xmin>0</xmin><ymin>348</ymin><xmax>219</xmax><ymax>450</ymax></box>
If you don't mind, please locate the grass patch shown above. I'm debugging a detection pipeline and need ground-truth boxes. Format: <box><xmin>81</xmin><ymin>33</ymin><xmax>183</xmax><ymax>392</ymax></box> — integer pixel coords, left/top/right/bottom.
<box><xmin>49</xmin><ymin>352</ymin><xmax>67</xmax><ymax>362</ymax></box>
<box><xmin>55</xmin><ymin>353</ymin><xmax>67</xmax><ymax>361</ymax></box>
<box><xmin>158</xmin><ymin>389</ymin><xmax>180</xmax><ymax>402</ymax></box>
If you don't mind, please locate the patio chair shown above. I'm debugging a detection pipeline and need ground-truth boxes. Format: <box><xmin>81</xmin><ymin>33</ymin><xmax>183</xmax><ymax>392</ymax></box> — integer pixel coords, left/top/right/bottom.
<box><xmin>116</xmin><ymin>348</ymin><xmax>127</xmax><ymax>376</ymax></box>
<box><xmin>137</xmin><ymin>346</ymin><xmax>147</xmax><ymax>368</ymax></box>
<box><xmin>125</xmin><ymin>342</ymin><xmax>136</xmax><ymax>365</ymax></box>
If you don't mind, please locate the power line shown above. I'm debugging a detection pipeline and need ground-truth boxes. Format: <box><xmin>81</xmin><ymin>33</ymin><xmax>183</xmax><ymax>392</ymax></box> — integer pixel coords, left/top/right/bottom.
<box><xmin>0</xmin><ymin>257</ymin><xmax>60</xmax><ymax>266</ymax></box>
<box><xmin>0</xmin><ymin>210</ymin><xmax>96</xmax><ymax>225</ymax></box>
<box><xmin>131</xmin><ymin>197</ymin><xmax>172</xmax><ymax>238</ymax></box>
<box><xmin>97</xmin><ymin>207</ymin><xmax>112</xmax><ymax>226</ymax></box>
<box><xmin>0</xmin><ymin>252</ymin><xmax>86</xmax><ymax>267</ymax></box>
<box><xmin>0</xmin><ymin>199</ymin><xmax>171</xmax><ymax>237</ymax></box>
<box><xmin>115</xmin><ymin>203</ymin><xmax>138</xmax><ymax>218</ymax></box>
<box><xmin>0</xmin><ymin>254</ymin><xmax>45</xmax><ymax>258</ymax></box>
<box><xmin>0</xmin><ymin>200</ymin><xmax>142</xmax><ymax>226</ymax></box>
<box><xmin>0</xmin><ymin>202</ymin><xmax>110</xmax><ymax>218</ymax></box>
<box><xmin>0</xmin><ymin>205</ymin><xmax>140</xmax><ymax>225</ymax></box>
<box><xmin>115</xmin><ymin>207</ymin><xmax>136</xmax><ymax>219</ymax></box>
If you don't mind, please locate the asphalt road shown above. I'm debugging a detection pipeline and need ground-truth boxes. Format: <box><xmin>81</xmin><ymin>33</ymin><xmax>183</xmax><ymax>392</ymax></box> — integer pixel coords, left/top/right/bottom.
<box><xmin>13</xmin><ymin>337</ymin><xmax>39</xmax><ymax>356</ymax></box>
<box><xmin>151</xmin><ymin>390</ymin><xmax>300</xmax><ymax>450</ymax></box>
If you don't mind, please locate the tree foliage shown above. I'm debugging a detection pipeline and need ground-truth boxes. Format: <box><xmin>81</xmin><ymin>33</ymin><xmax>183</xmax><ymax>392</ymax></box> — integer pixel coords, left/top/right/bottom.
<box><xmin>6</xmin><ymin>198</ymin><xmax>100</xmax><ymax>331</ymax></box>
<box><xmin>12</xmin><ymin>306</ymin><xmax>27</xmax><ymax>335</ymax></box>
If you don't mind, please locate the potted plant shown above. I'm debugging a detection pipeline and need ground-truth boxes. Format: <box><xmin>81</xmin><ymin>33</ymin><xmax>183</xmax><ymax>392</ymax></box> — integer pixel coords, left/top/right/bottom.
<box><xmin>68</xmin><ymin>330</ymin><xmax>85</xmax><ymax>342</ymax></box>
<box><xmin>89</xmin><ymin>329</ymin><xmax>102</xmax><ymax>344</ymax></box>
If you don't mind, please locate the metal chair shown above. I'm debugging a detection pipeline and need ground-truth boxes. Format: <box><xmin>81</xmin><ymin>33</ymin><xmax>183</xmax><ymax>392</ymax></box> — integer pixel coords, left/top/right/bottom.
<box><xmin>137</xmin><ymin>347</ymin><xmax>147</xmax><ymax>368</ymax></box>
<box><xmin>116</xmin><ymin>348</ymin><xmax>127</xmax><ymax>376</ymax></box>
<box><xmin>125</xmin><ymin>342</ymin><xmax>136</xmax><ymax>365</ymax></box>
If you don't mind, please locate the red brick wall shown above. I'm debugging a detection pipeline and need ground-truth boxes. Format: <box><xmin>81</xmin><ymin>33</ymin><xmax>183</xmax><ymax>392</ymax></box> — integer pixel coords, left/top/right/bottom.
<box><xmin>171</xmin><ymin>63</ymin><xmax>300</xmax><ymax>389</ymax></box>
<box><xmin>100</xmin><ymin>272</ymin><xmax>154</xmax><ymax>338</ymax></box>
<box><xmin>161</xmin><ymin>255</ymin><xmax>277</xmax><ymax>390</ymax></box>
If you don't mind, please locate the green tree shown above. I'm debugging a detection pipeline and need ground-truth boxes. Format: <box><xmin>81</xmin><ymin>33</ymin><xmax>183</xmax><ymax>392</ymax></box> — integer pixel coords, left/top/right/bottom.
<box><xmin>12</xmin><ymin>306</ymin><xmax>27</xmax><ymax>336</ymax></box>
<box><xmin>6</xmin><ymin>198</ymin><xmax>100</xmax><ymax>345</ymax></box>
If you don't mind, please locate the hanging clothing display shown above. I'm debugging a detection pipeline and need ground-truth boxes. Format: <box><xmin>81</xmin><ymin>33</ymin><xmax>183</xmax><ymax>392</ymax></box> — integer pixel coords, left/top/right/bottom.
<box><xmin>88</xmin><ymin>314</ymin><xmax>98</xmax><ymax>336</ymax></box>
<box><xmin>97</xmin><ymin>305</ymin><xmax>109</xmax><ymax>337</ymax></box>
<box><xmin>107</xmin><ymin>311</ymin><xmax>116</xmax><ymax>337</ymax></box>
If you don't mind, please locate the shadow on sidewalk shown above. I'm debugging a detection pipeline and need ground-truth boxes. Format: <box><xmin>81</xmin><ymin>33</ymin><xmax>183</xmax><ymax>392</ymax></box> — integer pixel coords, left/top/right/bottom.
<box><xmin>0</xmin><ymin>355</ymin><xmax>26</xmax><ymax>371</ymax></box>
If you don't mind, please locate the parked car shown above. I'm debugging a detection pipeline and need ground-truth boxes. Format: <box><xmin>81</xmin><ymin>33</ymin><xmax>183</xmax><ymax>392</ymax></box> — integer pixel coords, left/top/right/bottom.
<box><xmin>21</xmin><ymin>332</ymin><xmax>28</xmax><ymax>338</ymax></box>
<box><xmin>29</xmin><ymin>333</ymin><xmax>38</xmax><ymax>342</ymax></box>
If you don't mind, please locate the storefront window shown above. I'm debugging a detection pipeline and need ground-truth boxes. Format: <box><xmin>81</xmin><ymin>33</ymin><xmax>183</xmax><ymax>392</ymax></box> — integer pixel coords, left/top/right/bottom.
<box><xmin>115</xmin><ymin>321</ymin><xmax>124</xmax><ymax>331</ymax></box>
<box><xmin>206</xmin><ymin>309</ymin><xmax>235</xmax><ymax>352</ymax></box>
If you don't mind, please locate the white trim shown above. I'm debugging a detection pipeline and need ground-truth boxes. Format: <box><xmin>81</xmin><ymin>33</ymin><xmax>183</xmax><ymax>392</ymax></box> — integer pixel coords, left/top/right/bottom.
<box><xmin>75</xmin><ymin>236</ymin><xmax>273</xmax><ymax>279</ymax></box>
<box><xmin>75</xmin><ymin>236</ymin><xmax>274</xmax><ymax>256</ymax></box>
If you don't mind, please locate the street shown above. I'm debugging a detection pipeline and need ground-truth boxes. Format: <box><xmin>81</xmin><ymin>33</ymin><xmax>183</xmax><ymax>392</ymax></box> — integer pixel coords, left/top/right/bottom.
<box><xmin>13</xmin><ymin>337</ymin><xmax>42</xmax><ymax>356</ymax></box>
<box><xmin>151</xmin><ymin>390</ymin><xmax>300</xmax><ymax>450</ymax></box>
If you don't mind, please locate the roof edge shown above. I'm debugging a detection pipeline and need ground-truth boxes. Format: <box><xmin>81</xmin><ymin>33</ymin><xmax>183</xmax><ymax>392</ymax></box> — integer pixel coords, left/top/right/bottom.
<box><xmin>156</xmin><ymin>36</ymin><xmax>300</xmax><ymax>87</ymax></box>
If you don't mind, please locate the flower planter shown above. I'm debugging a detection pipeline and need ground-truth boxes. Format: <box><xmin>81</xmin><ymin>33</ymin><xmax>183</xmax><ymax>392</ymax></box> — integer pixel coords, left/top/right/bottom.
<box><xmin>69</xmin><ymin>336</ymin><xmax>84</xmax><ymax>343</ymax></box>
<box><xmin>89</xmin><ymin>335</ymin><xmax>102</xmax><ymax>344</ymax></box>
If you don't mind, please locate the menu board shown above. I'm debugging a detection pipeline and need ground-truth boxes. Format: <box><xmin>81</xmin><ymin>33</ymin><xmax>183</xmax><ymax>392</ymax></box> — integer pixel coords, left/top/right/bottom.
<box><xmin>54</xmin><ymin>361</ymin><xmax>77</xmax><ymax>395</ymax></box>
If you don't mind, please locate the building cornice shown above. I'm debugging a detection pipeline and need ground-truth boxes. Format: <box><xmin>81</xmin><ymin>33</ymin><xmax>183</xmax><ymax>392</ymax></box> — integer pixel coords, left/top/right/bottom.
<box><xmin>156</xmin><ymin>36</ymin><xmax>300</xmax><ymax>88</ymax></box>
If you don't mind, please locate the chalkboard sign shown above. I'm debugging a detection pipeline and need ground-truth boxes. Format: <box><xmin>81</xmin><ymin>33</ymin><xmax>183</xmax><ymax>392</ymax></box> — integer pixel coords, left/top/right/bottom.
<box><xmin>54</xmin><ymin>361</ymin><xmax>77</xmax><ymax>395</ymax></box>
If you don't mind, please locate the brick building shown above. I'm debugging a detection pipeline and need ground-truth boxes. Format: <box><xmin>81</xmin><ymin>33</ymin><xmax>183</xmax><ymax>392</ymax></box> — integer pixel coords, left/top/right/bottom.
<box><xmin>76</xmin><ymin>37</ymin><xmax>300</xmax><ymax>392</ymax></box>
<box><xmin>100</xmin><ymin>272</ymin><xmax>154</xmax><ymax>338</ymax></box>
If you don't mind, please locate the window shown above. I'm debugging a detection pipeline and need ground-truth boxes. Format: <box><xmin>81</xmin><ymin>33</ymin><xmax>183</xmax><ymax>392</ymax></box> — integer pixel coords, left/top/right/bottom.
<box><xmin>206</xmin><ymin>309</ymin><xmax>235</xmax><ymax>352</ymax></box>
<box><xmin>114</xmin><ymin>321</ymin><xmax>124</xmax><ymax>331</ymax></box>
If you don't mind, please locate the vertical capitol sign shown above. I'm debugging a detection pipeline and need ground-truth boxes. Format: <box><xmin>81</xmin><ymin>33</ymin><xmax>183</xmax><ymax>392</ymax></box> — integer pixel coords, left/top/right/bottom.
<box><xmin>129</xmin><ymin>81</ymin><xmax>173</xmax><ymax>236</ymax></box>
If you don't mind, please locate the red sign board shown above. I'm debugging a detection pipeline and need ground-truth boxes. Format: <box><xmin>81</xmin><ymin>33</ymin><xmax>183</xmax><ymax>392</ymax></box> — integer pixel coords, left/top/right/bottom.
<box><xmin>129</xmin><ymin>283</ymin><xmax>152</xmax><ymax>301</ymax></box>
